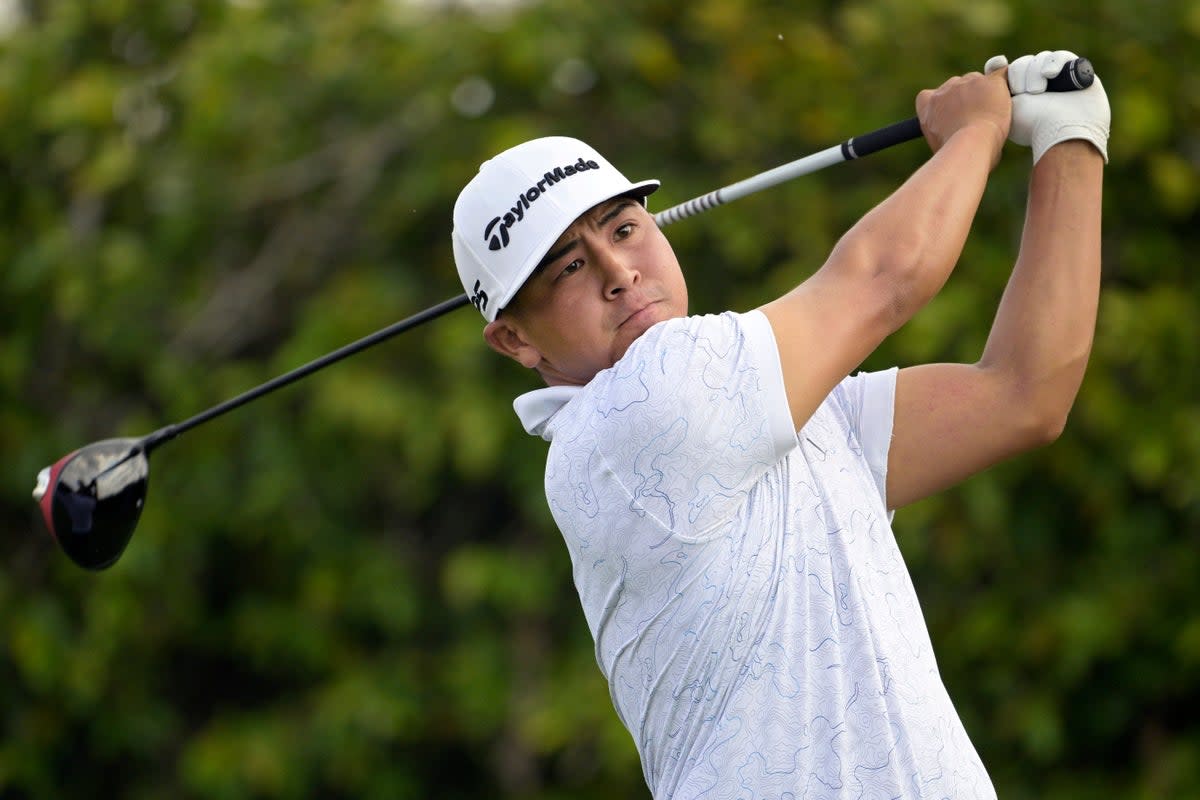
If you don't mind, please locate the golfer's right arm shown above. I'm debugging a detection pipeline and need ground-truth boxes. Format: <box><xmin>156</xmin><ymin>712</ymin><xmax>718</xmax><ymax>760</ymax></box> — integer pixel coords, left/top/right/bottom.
<box><xmin>760</xmin><ymin>69</ymin><xmax>1010</xmax><ymax>432</ymax></box>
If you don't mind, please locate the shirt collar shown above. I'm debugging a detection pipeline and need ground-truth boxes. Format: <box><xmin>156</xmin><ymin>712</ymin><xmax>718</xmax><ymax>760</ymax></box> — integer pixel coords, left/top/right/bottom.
<box><xmin>513</xmin><ymin>385</ymin><xmax>580</xmax><ymax>440</ymax></box>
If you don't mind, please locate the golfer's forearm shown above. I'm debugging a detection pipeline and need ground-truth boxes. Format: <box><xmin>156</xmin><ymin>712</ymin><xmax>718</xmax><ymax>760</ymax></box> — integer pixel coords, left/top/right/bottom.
<box><xmin>834</xmin><ymin>124</ymin><xmax>997</xmax><ymax>320</ymax></box>
<box><xmin>980</xmin><ymin>141</ymin><xmax>1104</xmax><ymax>431</ymax></box>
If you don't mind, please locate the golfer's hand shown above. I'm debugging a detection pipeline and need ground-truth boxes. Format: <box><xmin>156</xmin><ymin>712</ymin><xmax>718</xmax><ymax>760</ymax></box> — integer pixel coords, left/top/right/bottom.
<box><xmin>916</xmin><ymin>69</ymin><xmax>1011</xmax><ymax>167</ymax></box>
<box><xmin>985</xmin><ymin>51</ymin><xmax>1111</xmax><ymax>164</ymax></box>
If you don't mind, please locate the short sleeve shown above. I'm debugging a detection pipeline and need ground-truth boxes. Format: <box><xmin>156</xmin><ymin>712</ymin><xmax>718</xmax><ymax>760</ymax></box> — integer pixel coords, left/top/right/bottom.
<box><xmin>830</xmin><ymin>367</ymin><xmax>898</xmax><ymax>508</ymax></box>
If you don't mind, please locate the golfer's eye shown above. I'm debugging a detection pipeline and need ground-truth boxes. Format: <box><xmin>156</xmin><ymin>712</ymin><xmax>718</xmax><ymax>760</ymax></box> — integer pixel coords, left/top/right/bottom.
<box><xmin>559</xmin><ymin>259</ymin><xmax>584</xmax><ymax>278</ymax></box>
<box><xmin>614</xmin><ymin>222</ymin><xmax>634</xmax><ymax>240</ymax></box>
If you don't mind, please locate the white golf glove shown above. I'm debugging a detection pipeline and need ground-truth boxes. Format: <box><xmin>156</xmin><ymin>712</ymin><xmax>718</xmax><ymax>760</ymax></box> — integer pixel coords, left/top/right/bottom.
<box><xmin>984</xmin><ymin>51</ymin><xmax>1110</xmax><ymax>164</ymax></box>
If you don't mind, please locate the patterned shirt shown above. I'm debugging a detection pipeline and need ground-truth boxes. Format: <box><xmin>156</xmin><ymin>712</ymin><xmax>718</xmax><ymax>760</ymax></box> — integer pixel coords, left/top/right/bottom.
<box><xmin>514</xmin><ymin>310</ymin><xmax>995</xmax><ymax>799</ymax></box>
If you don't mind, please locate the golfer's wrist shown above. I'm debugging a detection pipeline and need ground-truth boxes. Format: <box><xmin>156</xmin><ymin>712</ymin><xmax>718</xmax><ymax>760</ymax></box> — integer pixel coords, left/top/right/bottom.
<box><xmin>1032</xmin><ymin>133</ymin><xmax>1104</xmax><ymax>166</ymax></box>
<box><xmin>948</xmin><ymin>121</ymin><xmax>1007</xmax><ymax>167</ymax></box>
<box><xmin>1032</xmin><ymin>139</ymin><xmax>1106</xmax><ymax>173</ymax></box>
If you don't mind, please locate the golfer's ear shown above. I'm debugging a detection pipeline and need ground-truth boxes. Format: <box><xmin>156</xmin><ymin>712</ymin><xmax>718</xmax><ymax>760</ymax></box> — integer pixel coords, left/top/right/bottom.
<box><xmin>484</xmin><ymin>317</ymin><xmax>542</xmax><ymax>370</ymax></box>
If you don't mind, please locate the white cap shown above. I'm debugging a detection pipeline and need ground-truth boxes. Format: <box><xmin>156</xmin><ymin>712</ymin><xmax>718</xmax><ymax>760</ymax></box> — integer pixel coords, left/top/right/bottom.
<box><xmin>452</xmin><ymin>136</ymin><xmax>659</xmax><ymax>322</ymax></box>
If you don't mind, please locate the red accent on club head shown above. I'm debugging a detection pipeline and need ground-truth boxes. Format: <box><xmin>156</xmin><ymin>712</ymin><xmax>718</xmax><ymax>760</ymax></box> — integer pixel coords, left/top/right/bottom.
<box><xmin>38</xmin><ymin>450</ymin><xmax>78</xmax><ymax>545</ymax></box>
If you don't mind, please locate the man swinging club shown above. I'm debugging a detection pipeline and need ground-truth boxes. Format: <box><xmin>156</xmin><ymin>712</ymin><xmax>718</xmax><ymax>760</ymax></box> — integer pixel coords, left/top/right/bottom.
<box><xmin>450</xmin><ymin>50</ymin><xmax>1109</xmax><ymax>798</ymax></box>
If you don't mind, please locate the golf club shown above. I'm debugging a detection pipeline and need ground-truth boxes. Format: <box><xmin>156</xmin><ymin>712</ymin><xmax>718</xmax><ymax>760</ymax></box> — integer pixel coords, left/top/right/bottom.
<box><xmin>32</xmin><ymin>57</ymin><xmax>1095</xmax><ymax>570</ymax></box>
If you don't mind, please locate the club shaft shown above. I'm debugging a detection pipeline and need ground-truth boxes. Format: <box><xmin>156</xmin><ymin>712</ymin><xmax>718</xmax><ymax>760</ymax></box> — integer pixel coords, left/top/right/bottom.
<box><xmin>142</xmin><ymin>126</ymin><xmax>911</xmax><ymax>453</ymax></box>
<box><xmin>142</xmin><ymin>56</ymin><xmax>1097</xmax><ymax>451</ymax></box>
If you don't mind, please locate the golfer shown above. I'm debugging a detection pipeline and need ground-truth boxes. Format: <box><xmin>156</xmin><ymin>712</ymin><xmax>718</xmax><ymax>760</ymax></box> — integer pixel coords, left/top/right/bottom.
<box><xmin>451</xmin><ymin>51</ymin><xmax>1108</xmax><ymax>798</ymax></box>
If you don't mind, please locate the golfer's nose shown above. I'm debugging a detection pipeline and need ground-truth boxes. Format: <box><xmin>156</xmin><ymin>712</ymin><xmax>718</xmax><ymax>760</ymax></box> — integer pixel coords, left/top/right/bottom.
<box><xmin>600</xmin><ymin>249</ymin><xmax>639</xmax><ymax>298</ymax></box>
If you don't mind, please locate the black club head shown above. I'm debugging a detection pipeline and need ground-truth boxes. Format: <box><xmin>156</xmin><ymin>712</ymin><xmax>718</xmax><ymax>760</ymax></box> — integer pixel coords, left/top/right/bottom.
<box><xmin>34</xmin><ymin>438</ymin><xmax>150</xmax><ymax>570</ymax></box>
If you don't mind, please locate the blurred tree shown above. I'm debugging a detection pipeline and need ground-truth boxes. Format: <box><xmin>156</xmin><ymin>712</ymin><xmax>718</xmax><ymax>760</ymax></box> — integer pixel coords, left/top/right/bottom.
<box><xmin>1</xmin><ymin>0</ymin><xmax>1197</xmax><ymax>798</ymax></box>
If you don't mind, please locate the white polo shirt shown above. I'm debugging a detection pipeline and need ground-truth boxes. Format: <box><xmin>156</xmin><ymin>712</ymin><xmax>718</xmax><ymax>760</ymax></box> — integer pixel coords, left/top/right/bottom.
<box><xmin>515</xmin><ymin>310</ymin><xmax>995</xmax><ymax>800</ymax></box>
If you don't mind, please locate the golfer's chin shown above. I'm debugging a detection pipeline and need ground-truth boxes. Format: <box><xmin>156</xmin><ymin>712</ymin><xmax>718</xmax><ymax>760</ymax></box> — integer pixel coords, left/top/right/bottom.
<box><xmin>610</xmin><ymin>303</ymin><xmax>673</xmax><ymax>363</ymax></box>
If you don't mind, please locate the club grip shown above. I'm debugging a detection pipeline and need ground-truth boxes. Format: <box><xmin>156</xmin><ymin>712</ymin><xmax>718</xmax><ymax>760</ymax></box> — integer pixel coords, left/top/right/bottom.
<box><xmin>840</xmin><ymin>118</ymin><xmax>924</xmax><ymax>160</ymax></box>
<box><xmin>1045</xmin><ymin>57</ymin><xmax>1094</xmax><ymax>92</ymax></box>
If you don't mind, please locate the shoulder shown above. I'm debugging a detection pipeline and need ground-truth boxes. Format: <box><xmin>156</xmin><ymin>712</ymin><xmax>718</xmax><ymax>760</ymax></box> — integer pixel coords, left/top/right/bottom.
<box><xmin>547</xmin><ymin>311</ymin><xmax>799</xmax><ymax>537</ymax></box>
<box><xmin>555</xmin><ymin>309</ymin><xmax>795</xmax><ymax>456</ymax></box>
<box><xmin>557</xmin><ymin>311</ymin><xmax>774</xmax><ymax>428</ymax></box>
<box><xmin>603</xmin><ymin>309</ymin><xmax>778</xmax><ymax>391</ymax></box>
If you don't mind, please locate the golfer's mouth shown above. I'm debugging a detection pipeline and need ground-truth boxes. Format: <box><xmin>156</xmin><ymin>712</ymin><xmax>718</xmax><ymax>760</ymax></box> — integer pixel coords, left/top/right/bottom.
<box><xmin>619</xmin><ymin>300</ymin><xmax>660</xmax><ymax>330</ymax></box>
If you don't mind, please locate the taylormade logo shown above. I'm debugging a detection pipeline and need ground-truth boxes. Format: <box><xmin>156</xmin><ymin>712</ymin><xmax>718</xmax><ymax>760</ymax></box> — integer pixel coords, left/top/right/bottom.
<box><xmin>483</xmin><ymin>157</ymin><xmax>601</xmax><ymax>251</ymax></box>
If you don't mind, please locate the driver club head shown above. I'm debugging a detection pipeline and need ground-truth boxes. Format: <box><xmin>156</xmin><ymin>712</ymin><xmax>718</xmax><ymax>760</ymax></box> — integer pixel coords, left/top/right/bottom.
<box><xmin>33</xmin><ymin>438</ymin><xmax>150</xmax><ymax>570</ymax></box>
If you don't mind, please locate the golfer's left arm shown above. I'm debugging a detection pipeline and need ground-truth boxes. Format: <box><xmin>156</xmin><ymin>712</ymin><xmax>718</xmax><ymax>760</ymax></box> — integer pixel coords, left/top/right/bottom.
<box><xmin>884</xmin><ymin>139</ymin><xmax>1104</xmax><ymax>509</ymax></box>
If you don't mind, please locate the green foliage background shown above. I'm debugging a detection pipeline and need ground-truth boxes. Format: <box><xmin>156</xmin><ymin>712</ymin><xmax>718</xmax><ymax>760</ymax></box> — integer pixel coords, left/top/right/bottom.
<box><xmin>2</xmin><ymin>0</ymin><xmax>1197</xmax><ymax>797</ymax></box>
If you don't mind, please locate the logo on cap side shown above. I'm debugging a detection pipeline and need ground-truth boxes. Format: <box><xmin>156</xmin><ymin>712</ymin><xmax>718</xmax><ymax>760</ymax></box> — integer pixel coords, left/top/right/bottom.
<box><xmin>470</xmin><ymin>280</ymin><xmax>488</xmax><ymax>313</ymax></box>
<box><xmin>482</xmin><ymin>157</ymin><xmax>601</xmax><ymax>251</ymax></box>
